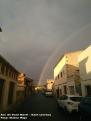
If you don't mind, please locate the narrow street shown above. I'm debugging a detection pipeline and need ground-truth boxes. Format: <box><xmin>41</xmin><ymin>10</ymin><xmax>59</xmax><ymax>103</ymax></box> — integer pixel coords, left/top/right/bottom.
<box><xmin>12</xmin><ymin>93</ymin><xmax>80</xmax><ymax>121</ymax></box>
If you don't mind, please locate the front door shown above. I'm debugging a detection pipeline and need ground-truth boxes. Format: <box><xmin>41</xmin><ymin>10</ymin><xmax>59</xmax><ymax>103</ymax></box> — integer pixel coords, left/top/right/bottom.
<box><xmin>86</xmin><ymin>86</ymin><xmax>91</xmax><ymax>96</ymax></box>
<box><xmin>8</xmin><ymin>82</ymin><xmax>15</xmax><ymax>105</ymax></box>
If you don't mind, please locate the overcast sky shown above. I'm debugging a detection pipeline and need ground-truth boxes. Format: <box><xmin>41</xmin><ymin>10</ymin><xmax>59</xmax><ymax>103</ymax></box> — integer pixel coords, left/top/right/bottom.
<box><xmin>0</xmin><ymin>0</ymin><xmax>91</xmax><ymax>84</ymax></box>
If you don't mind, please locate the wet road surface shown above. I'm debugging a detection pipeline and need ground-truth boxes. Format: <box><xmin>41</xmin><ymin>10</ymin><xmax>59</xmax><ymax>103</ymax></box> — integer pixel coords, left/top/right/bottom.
<box><xmin>11</xmin><ymin>93</ymin><xmax>80</xmax><ymax>121</ymax></box>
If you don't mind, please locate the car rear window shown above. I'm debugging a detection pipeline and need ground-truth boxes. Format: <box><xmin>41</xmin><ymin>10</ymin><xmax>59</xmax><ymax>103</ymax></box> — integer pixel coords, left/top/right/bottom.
<box><xmin>83</xmin><ymin>98</ymin><xmax>91</xmax><ymax>106</ymax></box>
<box><xmin>70</xmin><ymin>97</ymin><xmax>83</xmax><ymax>102</ymax></box>
<box><xmin>59</xmin><ymin>95</ymin><xmax>68</xmax><ymax>100</ymax></box>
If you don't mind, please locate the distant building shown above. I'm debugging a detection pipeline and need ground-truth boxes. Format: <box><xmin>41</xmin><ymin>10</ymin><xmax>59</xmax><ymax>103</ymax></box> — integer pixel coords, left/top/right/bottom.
<box><xmin>17</xmin><ymin>74</ymin><xmax>33</xmax><ymax>101</ymax></box>
<box><xmin>46</xmin><ymin>79</ymin><xmax>54</xmax><ymax>91</ymax></box>
<box><xmin>78</xmin><ymin>45</ymin><xmax>91</xmax><ymax>96</ymax></box>
<box><xmin>0</xmin><ymin>55</ymin><xmax>19</xmax><ymax>112</ymax></box>
<box><xmin>54</xmin><ymin>51</ymin><xmax>82</xmax><ymax>98</ymax></box>
<box><xmin>17</xmin><ymin>73</ymin><xmax>26</xmax><ymax>101</ymax></box>
<box><xmin>25</xmin><ymin>77</ymin><xmax>33</xmax><ymax>96</ymax></box>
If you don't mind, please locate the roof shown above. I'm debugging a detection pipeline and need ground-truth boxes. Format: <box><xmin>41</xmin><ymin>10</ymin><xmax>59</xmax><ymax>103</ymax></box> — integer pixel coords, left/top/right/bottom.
<box><xmin>53</xmin><ymin>55</ymin><xmax>64</xmax><ymax>69</ymax></box>
<box><xmin>53</xmin><ymin>50</ymin><xmax>82</xmax><ymax>69</ymax></box>
<box><xmin>0</xmin><ymin>54</ymin><xmax>19</xmax><ymax>74</ymax></box>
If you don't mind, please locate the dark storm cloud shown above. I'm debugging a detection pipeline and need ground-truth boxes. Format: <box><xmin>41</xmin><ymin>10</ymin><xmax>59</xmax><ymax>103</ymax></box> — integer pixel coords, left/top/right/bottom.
<box><xmin>0</xmin><ymin>0</ymin><xmax>91</xmax><ymax>82</ymax></box>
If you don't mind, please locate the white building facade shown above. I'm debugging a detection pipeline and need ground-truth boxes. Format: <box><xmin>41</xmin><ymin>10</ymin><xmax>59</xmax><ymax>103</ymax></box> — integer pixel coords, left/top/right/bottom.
<box><xmin>54</xmin><ymin>51</ymin><xmax>82</xmax><ymax>98</ymax></box>
<box><xmin>78</xmin><ymin>45</ymin><xmax>91</xmax><ymax>96</ymax></box>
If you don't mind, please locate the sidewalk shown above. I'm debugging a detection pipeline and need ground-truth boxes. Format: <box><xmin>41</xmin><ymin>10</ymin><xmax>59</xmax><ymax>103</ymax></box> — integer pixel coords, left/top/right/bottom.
<box><xmin>6</xmin><ymin>95</ymin><xmax>33</xmax><ymax>113</ymax></box>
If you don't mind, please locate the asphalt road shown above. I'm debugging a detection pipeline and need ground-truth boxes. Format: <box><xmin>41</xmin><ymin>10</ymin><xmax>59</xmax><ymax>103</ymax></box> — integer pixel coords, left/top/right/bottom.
<box><xmin>12</xmin><ymin>93</ymin><xmax>80</xmax><ymax>121</ymax></box>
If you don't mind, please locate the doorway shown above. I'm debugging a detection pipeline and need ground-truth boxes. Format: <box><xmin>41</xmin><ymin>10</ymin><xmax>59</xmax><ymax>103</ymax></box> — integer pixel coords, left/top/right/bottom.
<box><xmin>0</xmin><ymin>79</ymin><xmax>4</xmax><ymax>108</ymax></box>
<box><xmin>86</xmin><ymin>85</ymin><xmax>91</xmax><ymax>96</ymax></box>
<box><xmin>8</xmin><ymin>82</ymin><xmax>15</xmax><ymax>105</ymax></box>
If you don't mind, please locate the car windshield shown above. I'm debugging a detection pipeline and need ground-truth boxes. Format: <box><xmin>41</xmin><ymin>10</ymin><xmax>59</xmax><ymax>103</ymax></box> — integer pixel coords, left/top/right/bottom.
<box><xmin>70</xmin><ymin>97</ymin><xmax>83</xmax><ymax>102</ymax></box>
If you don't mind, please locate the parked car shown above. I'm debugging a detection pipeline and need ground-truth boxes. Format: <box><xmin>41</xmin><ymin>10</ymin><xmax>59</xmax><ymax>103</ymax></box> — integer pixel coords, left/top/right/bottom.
<box><xmin>45</xmin><ymin>91</ymin><xmax>53</xmax><ymax>97</ymax></box>
<box><xmin>57</xmin><ymin>95</ymin><xmax>83</xmax><ymax>113</ymax></box>
<box><xmin>78</xmin><ymin>96</ymin><xmax>91</xmax><ymax>121</ymax></box>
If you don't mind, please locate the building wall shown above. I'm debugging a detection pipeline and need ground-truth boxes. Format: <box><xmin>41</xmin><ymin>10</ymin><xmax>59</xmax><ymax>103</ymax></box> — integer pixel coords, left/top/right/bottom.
<box><xmin>0</xmin><ymin>74</ymin><xmax>17</xmax><ymax>111</ymax></box>
<box><xmin>54</xmin><ymin>51</ymin><xmax>82</xmax><ymax>97</ymax></box>
<box><xmin>0</xmin><ymin>55</ymin><xmax>19</xmax><ymax>112</ymax></box>
<box><xmin>54</xmin><ymin>56</ymin><xmax>66</xmax><ymax>79</ymax></box>
<box><xmin>16</xmin><ymin>73</ymin><xmax>25</xmax><ymax>101</ymax></box>
<box><xmin>16</xmin><ymin>86</ymin><xmax>25</xmax><ymax>101</ymax></box>
<box><xmin>66</xmin><ymin>51</ymin><xmax>82</xmax><ymax>95</ymax></box>
<box><xmin>24</xmin><ymin>78</ymin><xmax>33</xmax><ymax>97</ymax></box>
<box><xmin>16</xmin><ymin>77</ymin><xmax>33</xmax><ymax>101</ymax></box>
<box><xmin>78</xmin><ymin>45</ymin><xmax>91</xmax><ymax>96</ymax></box>
<box><xmin>65</xmin><ymin>51</ymin><xmax>81</xmax><ymax>77</ymax></box>
<box><xmin>46</xmin><ymin>79</ymin><xmax>54</xmax><ymax>91</ymax></box>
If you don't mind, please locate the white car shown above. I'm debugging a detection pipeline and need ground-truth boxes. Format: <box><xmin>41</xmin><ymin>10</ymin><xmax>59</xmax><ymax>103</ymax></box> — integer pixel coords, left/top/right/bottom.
<box><xmin>57</xmin><ymin>95</ymin><xmax>83</xmax><ymax>113</ymax></box>
<box><xmin>45</xmin><ymin>91</ymin><xmax>53</xmax><ymax>96</ymax></box>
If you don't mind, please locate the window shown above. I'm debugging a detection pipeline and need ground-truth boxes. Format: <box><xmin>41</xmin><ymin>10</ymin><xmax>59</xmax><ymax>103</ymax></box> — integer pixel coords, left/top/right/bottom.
<box><xmin>64</xmin><ymin>85</ymin><xmax>67</xmax><ymax>94</ymax></box>
<box><xmin>86</xmin><ymin>86</ymin><xmax>91</xmax><ymax>96</ymax></box>
<box><xmin>69</xmin><ymin>86</ymin><xmax>75</xmax><ymax>95</ymax></box>
<box><xmin>9</xmin><ymin>71</ymin><xmax>11</xmax><ymax>77</ymax></box>
<box><xmin>63</xmin><ymin>70</ymin><xmax>65</xmax><ymax>74</ymax></box>
<box><xmin>0</xmin><ymin>79</ymin><xmax>4</xmax><ymax>105</ymax></box>
<box><xmin>1</xmin><ymin>64</ymin><xmax>5</xmax><ymax>74</ymax></box>
<box><xmin>5</xmin><ymin>66</ymin><xmax>8</xmax><ymax>76</ymax></box>
<box><xmin>58</xmin><ymin>74</ymin><xmax>59</xmax><ymax>79</ymax></box>
<box><xmin>76</xmin><ymin>69</ymin><xmax>79</xmax><ymax>72</ymax></box>
<box><xmin>61</xmin><ymin>72</ymin><xmax>62</xmax><ymax>77</ymax></box>
<box><xmin>11</xmin><ymin>72</ymin><xmax>13</xmax><ymax>78</ymax></box>
<box><xmin>13</xmin><ymin>73</ymin><xmax>15</xmax><ymax>79</ymax></box>
<box><xmin>60</xmin><ymin>89</ymin><xmax>62</xmax><ymax>96</ymax></box>
<box><xmin>15</xmin><ymin>74</ymin><xmax>17</xmax><ymax>80</ymax></box>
